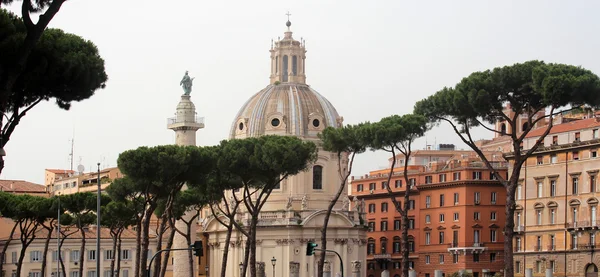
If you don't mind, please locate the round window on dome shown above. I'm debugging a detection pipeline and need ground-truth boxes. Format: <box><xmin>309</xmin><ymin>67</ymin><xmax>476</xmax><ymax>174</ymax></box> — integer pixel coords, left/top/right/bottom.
<box><xmin>312</xmin><ymin>119</ymin><xmax>320</xmax><ymax>128</ymax></box>
<box><xmin>271</xmin><ymin>118</ymin><xmax>281</xmax><ymax>127</ymax></box>
<box><xmin>238</xmin><ymin>122</ymin><xmax>244</xmax><ymax>130</ymax></box>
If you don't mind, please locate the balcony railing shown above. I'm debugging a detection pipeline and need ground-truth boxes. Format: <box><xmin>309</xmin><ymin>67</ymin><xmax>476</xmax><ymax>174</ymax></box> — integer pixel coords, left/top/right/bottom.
<box><xmin>566</xmin><ymin>221</ymin><xmax>598</xmax><ymax>229</ymax></box>
<box><xmin>448</xmin><ymin>242</ymin><xmax>484</xmax><ymax>248</ymax></box>
<box><xmin>577</xmin><ymin>243</ymin><xmax>600</xmax><ymax>250</ymax></box>
<box><xmin>167</xmin><ymin>116</ymin><xmax>205</xmax><ymax>125</ymax></box>
<box><xmin>514</xmin><ymin>225</ymin><xmax>525</xmax><ymax>232</ymax></box>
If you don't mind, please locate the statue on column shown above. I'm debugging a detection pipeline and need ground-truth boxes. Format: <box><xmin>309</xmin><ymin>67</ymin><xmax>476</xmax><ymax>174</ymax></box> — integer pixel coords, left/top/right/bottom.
<box><xmin>341</xmin><ymin>195</ymin><xmax>350</xmax><ymax>211</ymax></box>
<box><xmin>180</xmin><ymin>71</ymin><xmax>195</xmax><ymax>95</ymax></box>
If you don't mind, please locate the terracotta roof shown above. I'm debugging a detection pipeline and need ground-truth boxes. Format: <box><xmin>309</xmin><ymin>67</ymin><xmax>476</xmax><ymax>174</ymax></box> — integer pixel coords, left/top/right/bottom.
<box><xmin>0</xmin><ymin>180</ymin><xmax>47</xmax><ymax>193</ymax></box>
<box><xmin>45</xmin><ymin>169</ymin><xmax>75</xmax><ymax>174</ymax></box>
<box><xmin>0</xmin><ymin>218</ymin><xmax>146</xmax><ymax>241</ymax></box>
<box><xmin>526</xmin><ymin>117</ymin><xmax>600</xmax><ymax>138</ymax></box>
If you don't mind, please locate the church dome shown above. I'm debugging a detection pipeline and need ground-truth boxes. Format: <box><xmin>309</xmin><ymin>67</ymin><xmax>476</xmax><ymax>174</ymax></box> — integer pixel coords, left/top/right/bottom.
<box><xmin>229</xmin><ymin>20</ymin><xmax>342</xmax><ymax>139</ymax></box>
<box><xmin>229</xmin><ymin>83</ymin><xmax>342</xmax><ymax>139</ymax></box>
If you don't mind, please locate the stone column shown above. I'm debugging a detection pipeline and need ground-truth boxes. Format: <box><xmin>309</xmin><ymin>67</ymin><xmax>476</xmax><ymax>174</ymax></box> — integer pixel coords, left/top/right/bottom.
<box><xmin>351</xmin><ymin>261</ymin><xmax>361</xmax><ymax>277</ymax></box>
<box><xmin>545</xmin><ymin>269</ymin><xmax>553</xmax><ymax>277</ymax></box>
<box><xmin>434</xmin><ymin>270</ymin><xmax>443</xmax><ymax>277</ymax></box>
<box><xmin>168</xmin><ymin>94</ymin><xmax>204</xmax><ymax>277</ymax></box>
<box><xmin>324</xmin><ymin>261</ymin><xmax>332</xmax><ymax>277</ymax></box>
<box><xmin>525</xmin><ymin>268</ymin><xmax>533</xmax><ymax>277</ymax></box>
<box><xmin>257</xmin><ymin>262</ymin><xmax>266</xmax><ymax>277</ymax></box>
<box><xmin>290</xmin><ymin>262</ymin><xmax>300</xmax><ymax>277</ymax></box>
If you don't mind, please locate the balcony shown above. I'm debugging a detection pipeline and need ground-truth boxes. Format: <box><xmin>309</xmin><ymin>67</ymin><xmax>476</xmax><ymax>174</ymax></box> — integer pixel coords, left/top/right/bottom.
<box><xmin>448</xmin><ymin>242</ymin><xmax>486</xmax><ymax>254</ymax></box>
<box><xmin>577</xmin><ymin>243</ymin><xmax>600</xmax><ymax>250</ymax></box>
<box><xmin>167</xmin><ymin>116</ymin><xmax>205</xmax><ymax>129</ymax></box>
<box><xmin>566</xmin><ymin>221</ymin><xmax>598</xmax><ymax>230</ymax></box>
<box><xmin>514</xmin><ymin>225</ymin><xmax>525</xmax><ymax>233</ymax></box>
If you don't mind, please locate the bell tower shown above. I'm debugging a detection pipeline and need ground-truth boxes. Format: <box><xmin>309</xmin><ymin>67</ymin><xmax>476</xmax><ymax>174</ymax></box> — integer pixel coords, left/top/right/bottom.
<box><xmin>269</xmin><ymin>13</ymin><xmax>307</xmax><ymax>85</ymax></box>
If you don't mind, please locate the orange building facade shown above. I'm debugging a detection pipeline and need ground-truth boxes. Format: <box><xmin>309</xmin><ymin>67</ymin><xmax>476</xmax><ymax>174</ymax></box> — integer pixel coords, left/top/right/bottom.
<box><xmin>350</xmin><ymin>146</ymin><xmax>508</xmax><ymax>277</ymax></box>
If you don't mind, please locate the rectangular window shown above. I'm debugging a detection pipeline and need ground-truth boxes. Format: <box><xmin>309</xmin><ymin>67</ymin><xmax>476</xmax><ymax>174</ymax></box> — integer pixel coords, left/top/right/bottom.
<box><xmin>472</xmin><ymin>171</ymin><xmax>482</xmax><ymax>180</ymax></box>
<box><xmin>453</xmin><ymin>253</ymin><xmax>459</xmax><ymax>263</ymax></box>
<box><xmin>550</xmin><ymin>261</ymin><xmax>556</xmax><ymax>273</ymax></box>
<box><xmin>490</xmin><ymin>230</ymin><xmax>497</xmax><ymax>242</ymax></box>
<box><xmin>573</xmin><ymin>151</ymin><xmax>580</xmax><ymax>160</ymax></box>
<box><xmin>11</xmin><ymin>252</ymin><xmax>16</xmax><ymax>264</ymax></box>
<box><xmin>440</xmin><ymin>194</ymin><xmax>445</xmax><ymax>207</ymax></box>
<box><xmin>439</xmin><ymin>254</ymin><xmax>444</xmax><ymax>264</ymax></box>
<box><xmin>593</xmin><ymin>150</ymin><xmax>598</xmax><ymax>158</ymax></box>
<box><xmin>409</xmin><ymin>178</ymin><xmax>416</xmax><ymax>187</ymax></box>
<box><xmin>516</xmin><ymin>261</ymin><xmax>521</xmax><ymax>273</ymax></box>
<box><xmin>473</xmin><ymin>253</ymin><xmax>480</xmax><ymax>262</ymax></box>
<box><xmin>474</xmin><ymin>212</ymin><xmax>480</xmax><ymax>220</ymax></box>
<box><xmin>490</xmin><ymin>172</ymin><xmax>498</xmax><ymax>180</ymax></box>
<box><xmin>425</xmin><ymin>215</ymin><xmax>431</xmax><ymax>224</ymax></box>
<box><xmin>104</xmin><ymin>250</ymin><xmax>113</xmax><ymax>261</ymax></box>
<box><xmin>537</xmin><ymin>181</ymin><xmax>543</xmax><ymax>198</ymax></box>
<box><xmin>393</xmin><ymin>241</ymin><xmax>400</xmax><ymax>253</ymax></box>
<box><xmin>551</xmin><ymin>154</ymin><xmax>557</xmax><ymax>163</ymax></box>
<box><xmin>121</xmin><ymin>250</ymin><xmax>130</xmax><ymax>260</ymax></box>
<box><xmin>575</xmin><ymin>132</ymin><xmax>581</xmax><ymax>142</ymax></box>
<box><xmin>474</xmin><ymin>192</ymin><xmax>480</xmax><ymax>204</ymax></box>
<box><xmin>87</xmin><ymin>270</ymin><xmax>96</xmax><ymax>277</ymax></box>
<box><xmin>394</xmin><ymin>180</ymin><xmax>402</xmax><ymax>188</ymax></box>
<box><xmin>52</xmin><ymin>250</ymin><xmax>63</xmax><ymax>262</ymax></box>
<box><xmin>439</xmin><ymin>214</ymin><xmax>445</xmax><ymax>222</ymax></box>
<box><xmin>380</xmin><ymin>221</ymin><xmax>388</xmax><ymax>231</ymax></box>
<box><xmin>439</xmin><ymin>174</ymin><xmax>446</xmax><ymax>182</ymax></box>
<box><xmin>550</xmin><ymin>180</ymin><xmax>557</xmax><ymax>196</ymax></box>
<box><xmin>30</xmin><ymin>251</ymin><xmax>41</xmax><ymax>262</ymax></box>
<box><xmin>394</xmin><ymin>220</ymin><xmax>400</xmax><ymax>230</ymax></box>
<box><xmin>381</xmin><ymin>181</ymin><xmax>387</xmax><ymax>189</ymax></box>
<box><xmin>381</xmin><ymin>202</ymin><xmax>388</xmax><ymax>212</ymax></box>
<box><xmin>103</xmin><ymin>270</ymin><xmax>112</xmax><ymax>277</ymax></box>
<box><xmin>408</xmin><ymin>219</ymin><xmax>415</xmax><ymax>229</ymax></box>
<box><xmin>439</xmin><ymin>232</ymin><xmax>445</xmax><ymax>244</ymax></box>
<box><xmin>453</xmin><ymin>193</ymin><xmax>459</xmax><ymax>205</ymax></box>
<box><xmin>536</xmin><ymin>261</ymin><xmax>541</xmax><ymax>273</ymax></box>
<box><xmin>594</xmin><ymin>129</ymin><xmax>599</xmax><ymax>139</ymax></box>
<box><xmin>425</xmin><ymin>255</ymin><xmax>430</xmax><ymax>264</ymax></box>
<box><xmin>453</xmin><ymin>172</ymin><xmax>461</xmax><ymax>181</ymax></box>
<box><xmin>425</xmin><ymin>176</ymin><xmax>432</xmax><ymax>184</ymax></box>
<box><xmin>552</xmin><ymin>135</ymin><xmax>558</xmax><ymax>145</ymax></box>
<box><xmin>70</xmin><ymin>272</ymin><xmax>80</xmax><ymax>277</ymax></box>
<box><xmin>88</xmin><ymin>250</ymin><xmax>96</xmax><ymax>261</ymax></box>
<box><xmin>490</xmin><ymin>252</ymin><xmax>496</xmax><ymax>262</ymax></box>
<box><xmin>591</xmin><ymin>175</ymin><xmax>597</xmax><ymax>193</ymax></box>
<box><xmin>409</xmin><ymin>200</ymin><xmax>415</xmax><ymax>210</ymax></box>
<box><xmin>368</xmin><ymin>222</ymin><xmax>375</xmax><ymax>232</ymax></box>
<box><xmin>453</xmin><ymin>212</ymin><xmax>459</xmax><ymax>221</ymax></box>
<box><xmin>517</xmin><ymin>185</ymin><xmax>522</xmax><ymax>200</ymax></box>
<box><xmin>491</xmin><ymin>212</ymin><xmax>497</xmax><ymax>221</ymax></box>
<box><xmin>537</xmin><ymin>156</ymin><xmax>543</xmax><ymax>165</ymax></box>
<box><xmin>28</xmin><ymin>273</ymin><xmax>41</xmax><ymax>277</ymax></box>
<box><xmin>70</xmin><ymin>250</ymin><xmax>79</xmax><ymax>262</ymax></box>
<box><xmin>425</xmin><ymin>196</ymin><xmax>431</xmax><ymax>208</ymax></box>
<box><xmin>550</xmin><ymin>209</ymin><xmax>556</xmax><ymax>224</ymax></box>
<box><xmin>369</xmin><ymin>183</ymin><xmax>375</xmax><ymax>190</ymax></box>
<box><xmin>491</xmin><ymin>192</ymin><xmax>497</xmax><ymax>204</ymax></box>
<box><xmin>368</xmin><ymin>204</ymin><xmax>375</xmax><ymax>213</ymax></box>
<box><xmin>573</xmin><ymin>177</ymin><xmax>579</xmax><ymax>195</ymax></box>
<box><xmin>357</xmin><ymin>184</ymin><xmax>363</xmax><ymax>192</ymax></box>
<box><xmin>537</xmin><ymin>210</ymin><xmax>542</xmax><ymax>225</ymax></box>
<box><xmin>425</xmin><ymin>232</ymin><xmax>431</xmax><ymax>245</ymax></box>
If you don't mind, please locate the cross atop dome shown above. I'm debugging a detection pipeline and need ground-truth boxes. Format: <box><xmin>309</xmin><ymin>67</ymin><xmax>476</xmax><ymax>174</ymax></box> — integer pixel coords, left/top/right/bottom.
<box><xmin>270</xmin><ymin>16</ymin><xmax>307</xmax><ymax>84</ymax></box>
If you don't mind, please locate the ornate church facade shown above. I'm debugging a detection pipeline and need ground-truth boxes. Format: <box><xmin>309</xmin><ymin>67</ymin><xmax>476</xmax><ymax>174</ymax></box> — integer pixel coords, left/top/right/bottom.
<box><xmin>202</xmin><ymin>19</ymin><xmax>367</xmax><ymax>277</ymax></box>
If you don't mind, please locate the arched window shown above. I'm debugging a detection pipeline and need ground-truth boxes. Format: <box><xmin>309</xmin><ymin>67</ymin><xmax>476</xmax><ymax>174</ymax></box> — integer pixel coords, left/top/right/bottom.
<box><xmin>282</xmin><ymin>55</ymin><xmax>289</xmax><ymax>82</ymax></box>
<box><xmin>367</xmin><ymin>238</ymin><xmax>375</xmax><ymax>255</ymax></box>
<box><xmin>313</xmin><ymin>165</ymin><xmax>323</xmax><ymax>189</ymax></box>
<box><xmin>522</xmin><ymin>122</ymin><xmax>529</xmax><ymax>132</ymax></box>
<box><xmin>380</xmin><ymin>237</ymin><xmax>388</xmax><ymax>254</ymax></box>
<box><xmin>500</xmin><ymin>123</ymin><xmax>507</xmax><ymax>135</ymax></box>
<box><xmin>292</xmin><ymin>56</ymin><xmax>298</xmax><ymax>76</ymax></box>
<box><xmin>393</xmin><ymin>236</ymin><xmax>401</xmax><ymax>253</ymax></box>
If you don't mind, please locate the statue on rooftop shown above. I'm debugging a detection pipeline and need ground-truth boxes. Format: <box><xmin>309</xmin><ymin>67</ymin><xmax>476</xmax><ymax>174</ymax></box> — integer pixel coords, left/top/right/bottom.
<box><xmin>180</xmin><ymin>71</ymin><xmax>195</xmax><ymax>95</ymax></box>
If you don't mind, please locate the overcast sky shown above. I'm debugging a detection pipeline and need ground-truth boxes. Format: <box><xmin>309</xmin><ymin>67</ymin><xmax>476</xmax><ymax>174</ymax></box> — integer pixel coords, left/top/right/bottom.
<box><xmin>3</xmin><ymin>0</ymin><xmax>600</xmax><ymax>184</ymax></box>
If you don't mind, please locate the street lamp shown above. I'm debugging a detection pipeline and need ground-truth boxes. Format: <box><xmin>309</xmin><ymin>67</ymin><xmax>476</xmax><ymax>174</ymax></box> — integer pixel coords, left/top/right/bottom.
<box><xmin>271</xmin><ymin>257</ymin><xmax>276</xmax><ymax>277</ymax></box>
<box><xmin>205</xmin><ymin>266</ymin><xmax>209</xmax><ymax>277</ymax></box>
<box><xmin>96</xmin><ymin>163</ymin><xmax>101</xmax><ymax>274</ymax></box>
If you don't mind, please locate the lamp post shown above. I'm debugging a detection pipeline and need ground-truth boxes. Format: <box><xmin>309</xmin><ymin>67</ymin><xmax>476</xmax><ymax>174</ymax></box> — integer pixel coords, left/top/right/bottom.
<box><xmin>271</xmin><ymin>257</ymin><xmax>276</xmax><ymax>277</ymax></box>
<box><xmin>96</xmin><ymin>163</ymin><xmax>101</xmax><ymax>275</ymax></box>
<box><xmin>56</xmin><ymin>193</ymin><xmax>61</xmax><ymax>277</ymax></box>
<box><xmin>205</xmin><ymin>265</ymin><xmax>209</xmax><ymax>277</ymax></box>
<box><xmin>239</xmin><ymin>262</ymin><xmax>244</xmax><ymax>277</ymax></box>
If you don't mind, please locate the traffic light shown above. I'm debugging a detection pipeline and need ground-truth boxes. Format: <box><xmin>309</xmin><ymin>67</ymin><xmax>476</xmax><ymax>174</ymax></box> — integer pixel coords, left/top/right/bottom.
<box><xmin>306</xmin><ymin>241</ymin><xmax>318</xmax><ymax>256</ymax></box>
<box><xmin>191</xmin><ymin>241</ymin><xmax>204</xmax><ymax>257</ymax></box>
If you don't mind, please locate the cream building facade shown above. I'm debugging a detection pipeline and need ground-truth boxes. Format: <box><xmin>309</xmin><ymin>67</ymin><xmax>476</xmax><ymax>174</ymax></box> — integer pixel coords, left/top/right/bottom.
<box><xmin>203</xmin><ymin>19</ymin><xmax>367</xmax><ymax>277</ymax></box>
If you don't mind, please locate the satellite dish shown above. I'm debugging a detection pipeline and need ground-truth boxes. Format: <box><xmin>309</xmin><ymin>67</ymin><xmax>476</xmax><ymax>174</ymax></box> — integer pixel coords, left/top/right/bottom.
<box><xmin>77</xmin><ymin>164</ymin><xmax>85</xmax><ymax>173</ymax></box>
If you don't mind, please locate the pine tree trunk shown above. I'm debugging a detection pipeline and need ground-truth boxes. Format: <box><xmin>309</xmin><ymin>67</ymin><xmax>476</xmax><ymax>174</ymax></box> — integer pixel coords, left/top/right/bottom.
<box><xmin>401</xmin><ymin>203</ymin><xmax>410</xmax><ymax>277</ymax></box>
<box><xmin>0</xmin><ymin>222</ymin><xmax>18</xmax><ymax>275</ymax></box>
<box><xmin>40</xmin><ymin>225</ymin><xmax>54</xmax><ymax>277</ymax></box>
<box><xmin>139</xmin><ymin>204</ymin><xmax>157</xmax><ymax>277</ymax></box>
<box><xmin>248</xmin><ymin>216</ymin><xmax>258</xmax><ymax>277</ymax></box>
<box><xmin>78</xmin><ymin>228</ymin><xmax>86</xmax><ymax>277</ymax></box>
<box><xmin>15</xmin><ymin>220</ymin><xmax>38</xmax><ymax>277</ymax></box>
<box><xmin>160</xmin><ymin>227</ymin><xmax>176</xmax><ymax>277</ymax></box>
<box><xmin>134</xmin><ymin>220</ymin><xmax>142</xmax><ymax>277</ymax></box>
<box><xmin>241</xmin><ymin>236</ymin><xmax>251</xmax><ymax>277</ymax></box>
<box><xmin>111</xmin><ymin>232</ymin><xmax>118</xmax><ymax>277</ymax></box>
<box><xmin>153</xmin><ymin>214</ymin><xmax>168</xmax><ymax>277</ymax></box>
<box><xmin>116</xmin><ymin>233</ymin><xmax>123</xmax><ymax>277</ymax></box>
<box><xmin>185</xmin><ymin>221</ymin><xmax>194</xmax><ymax>277</ymax></box>
<box><xmin>220</xmin><ymin>223</ymin><xmax>233</xmax><ymax>277</ymax></box>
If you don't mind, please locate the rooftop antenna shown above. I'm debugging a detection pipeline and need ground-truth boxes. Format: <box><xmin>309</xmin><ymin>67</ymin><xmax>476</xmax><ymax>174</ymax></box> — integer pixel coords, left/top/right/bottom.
<box><xmin>68</xmin><ymin>135</ymin><xmax>74</xmax><ymax>171</ymax></box>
